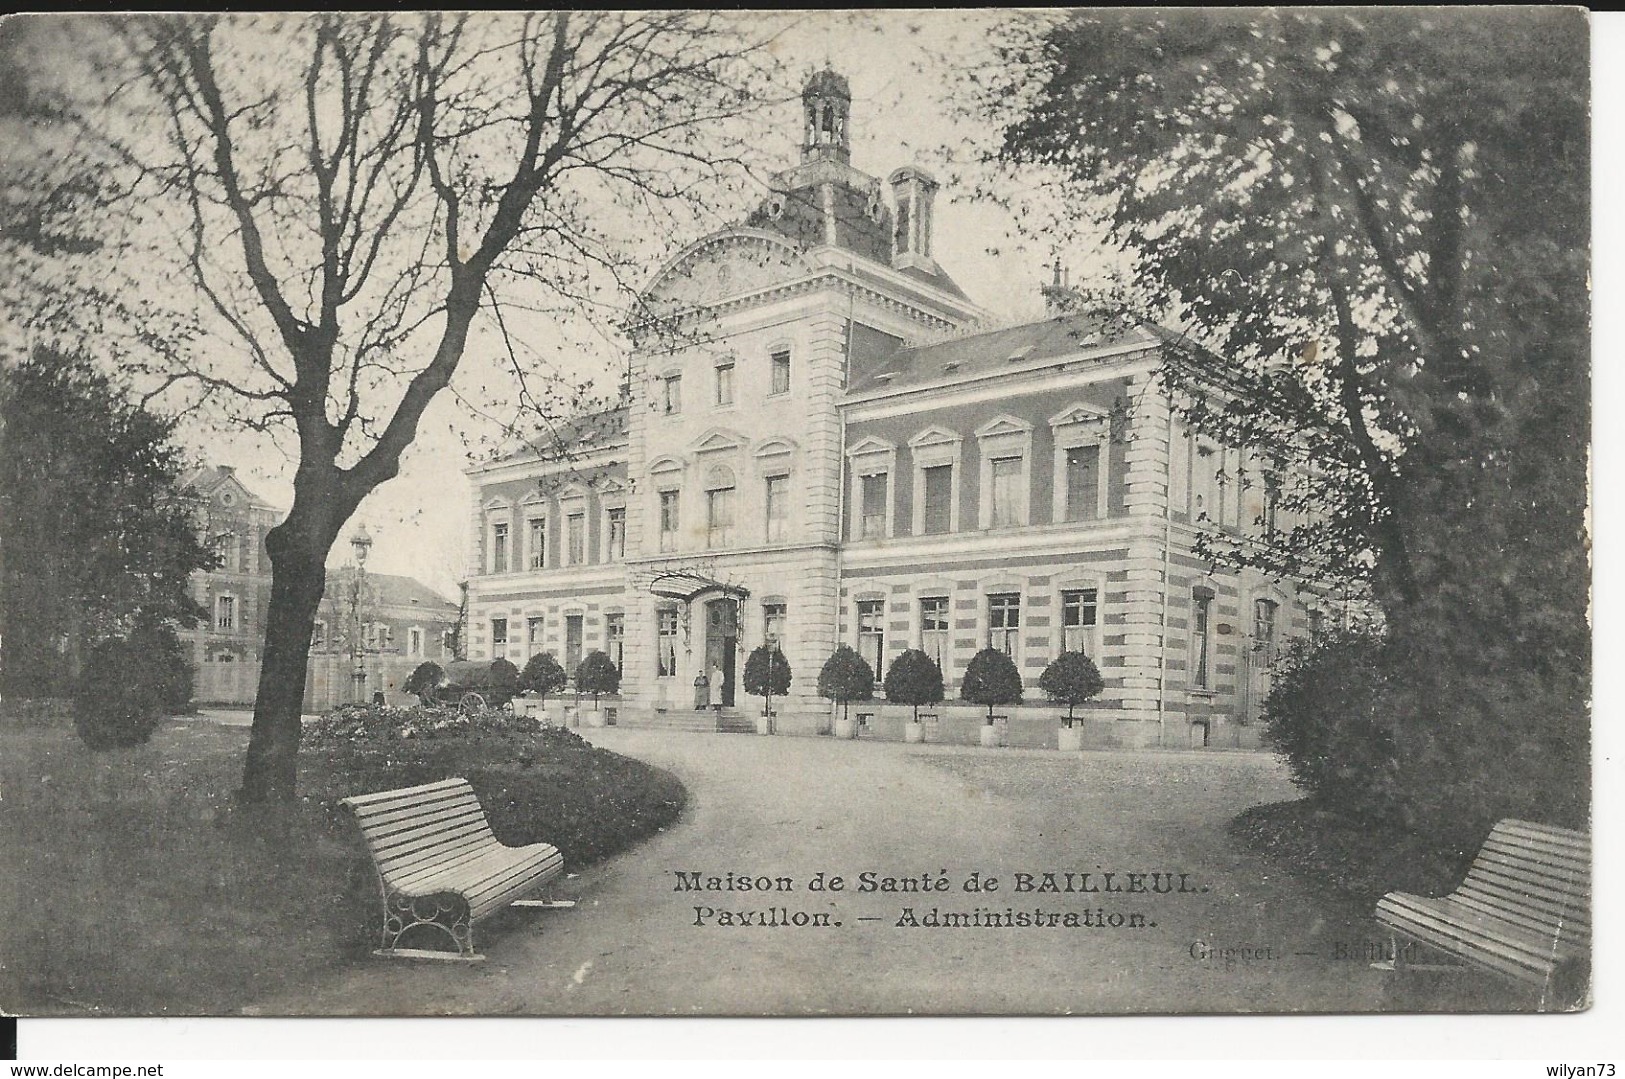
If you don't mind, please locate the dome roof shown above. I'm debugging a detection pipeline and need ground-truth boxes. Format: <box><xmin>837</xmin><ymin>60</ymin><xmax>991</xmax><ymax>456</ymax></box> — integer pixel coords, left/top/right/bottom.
<box><xmin>803</xmin><ymin>68</ymin><xmax>850</xmax><ymax>100</ymax></box>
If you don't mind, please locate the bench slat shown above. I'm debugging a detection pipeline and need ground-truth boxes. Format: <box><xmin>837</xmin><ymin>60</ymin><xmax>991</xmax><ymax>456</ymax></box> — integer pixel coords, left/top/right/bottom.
<box><xmin>1377</xmin><ymin>895</ymin><xmax>1574</xmax><ymax>977</ymax></box>
<box><xmin>367</xmin><ymin>808</ymin><xmax>496</xmax><ymax>858</ymax></box>
<box><xmin>1445</xmin><ymin>890</ymin><xmax>1590</xmax><ymax>945</ymax></box>
<box><xmin>352</xmin><ymin>794</ymin><xmax>489</xmax><ymax>840</ymax></box>
<box><xmin>1456</xmin><ymin>870</ymin><xmax>1589</xmax><ymax>923</ymax></box>
<box><xmin>342</xmin><ymin>777</ymin><xmax>469</xmax><ymax>809</ymax></box>
<box><xmin>1474</xmin><ymin>838</ymin><xmax>1588</xmax><ymax>875</ymax></box>
<box><xmin>371</xmin><ymin>816</ymin><xmax>499</xmax><ymax>867</ymax></box>
<box><xmin>386</xmin><ymin>838</ymin><xmax>513</xmax><ymax>892</ymax></box>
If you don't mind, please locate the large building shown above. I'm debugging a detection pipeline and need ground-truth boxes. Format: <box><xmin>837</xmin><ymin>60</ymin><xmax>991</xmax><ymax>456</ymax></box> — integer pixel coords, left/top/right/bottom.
<box><xmin>179</xmin><ymin>465</ymin><xmax>460</xmax><ymax>708</ymax></box>
<box><xmin>462</xmin><ymin>71</ymin><xmax>1335</xmax><ymax>748</ymax></box>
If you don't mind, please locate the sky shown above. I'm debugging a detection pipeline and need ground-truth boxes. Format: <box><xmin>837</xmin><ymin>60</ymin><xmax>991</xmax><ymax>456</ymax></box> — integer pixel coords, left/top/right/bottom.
<box><xmin>135</xmin><ymin>11</ymin><xmax>1090</xmax><ymax>599</ymax></box>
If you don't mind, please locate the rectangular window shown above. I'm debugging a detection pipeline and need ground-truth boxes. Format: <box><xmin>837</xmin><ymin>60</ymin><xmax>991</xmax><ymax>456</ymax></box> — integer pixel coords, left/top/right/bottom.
<box><xmin>770</xmin><ymin>350</ymin><xmax>791</xmax><ymax>396</ymax></box>
<box><xmin>1193</xmin><ymin>445</ymin><xmax>1221</xmax><ymax>523</ymax></box>
<box><xmin>659</xmin><ymin>490</ymin><xmax>680</xmax><ymax>552</ymax></box>
<box><xmin>492</xmin><ymin>522</ymin><xmax>509</xmax><ymax>573</ymax></box>
<box><xmin>662</xmin><ymin>374</ymin><xmax>682</xmax><ymax>415</ymax></box>
<box><xmin>715</xmin><ymin>362</ymin><xmax>734</xmax><ymax>406</ymax></box>
<box><xmin>921</xmin><ymin>463</ymin><xmax>953</xmax><ymax>535</ymax></box>
<box><xmin>988</xmin><ymin>592</ymin><xmax>1021</xmax><ymax>657</ymax></box>
<box><xmin>408</xmin><ymin>627</ymin><xmax>423</xmax><ymax>657</ymax></box>
<box><xmin>763</xmin><ymin>602</ymin><xmax>787</xmax><ymax>651</ymax></box>
<box><xmin>527</xmin><ymin>517</ymin><xmax>546</xmax><ymax>569</ymax></box>
<box><xmin>920</xmin><ymin>597</ymin><xmax>949</xmax><ymax>671</ymax></box>
<box><xmin>606</xmin><ymin>613</ymin><xmax>625</xmax><ymax>673</ymax></box>
<box><xmin>1263</xmin><ymin>479</ymin><xmax>1280</xmax><ymax>535</ymax></box>
<box><xmin>564</xmin><ymin>615</ymin><xmax>583</xmax><ymax>675</ymax></box>
<box><xmin>566</xmin><ymin>512</ymin><xmax>585</xmax><ymax>565</ymax></box>
<box><xmin>990</xmin><ymin>456</ymin><xmax>1023</xmax><ymax>527</ymax></box>
<box><xmin>312</xmin><ymin>619</ymin><xmax>326</xmax><ymax>648</ymax></box>
<box><xmin>856</xmin><ymin>599</ymin><xmax>885</xmax><ymax>674</ymax></box>
<box><xmin>1061</xmin><ymin>588</ymin><xmax>1099</xmax><ymax>655</ymax></box>
<box><xmin>1254</xmin><ymin>598</ymin><xmax>1278</xmax><ymax>666</ymax></box>
<box><xmin>1192</xmin><ymin>594</ymin><xmax>1211</xmax><ymax>689</ymax></box>
<box><xmin>764</xmin><ymin>475</ymin><xmax>789</xmax><ymax>543</ymax></box>
<box><xmin>1308</xmin><ymin>608</ymin><xmax>1325</xmax><ymax>639</ymax></box>
<box><xmin>706</xmin><ymin>487</ymin><xmax>734</xmax><ymax>548</ymax></box>
<box><xmin>527</xmin><ymin>616</ymin><xmax>544</xmax><ymax>653</ymax></box>
<box><xmin>656</xmin><ymin>607</ymin><xmax>678</xmax><ymax>677</ymax></box>
<box><xmin>492</xmin><ymin>617</ymin><xmax>509</xmax><ymax>654</ymax></box>
<box><xmin>605</xmin><ymin>508</ymin><xmax>626</xmax><ymax>561</ymax></box>
<box><xmin>860</xmin><ymin>472</ymin><xmax>887</xmax><ymax>538</ymax></box>
<box><xmin>1065</xmin><ymin>445</ymin><xmax>1101</xmax><ymax>522</ymax></box>
<box><xmin>215</xmin><ymin>595</ymin><xmax>236</xmax><ymax>632</ymax></box>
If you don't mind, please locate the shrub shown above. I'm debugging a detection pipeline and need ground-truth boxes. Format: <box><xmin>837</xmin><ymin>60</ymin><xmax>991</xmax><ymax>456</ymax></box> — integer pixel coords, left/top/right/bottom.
<box><xmin>575</xmin><ymin>650</ymin><xmax>621</xmax><ymax>703</ymax></box>
<box><xmin>488</xmin><ymin>657</ymin><xmax>520</xmax><ymax>695</ymax></box>
<box><xmin>304</xmin><ymin>700</ymin><xmax>556</xmax><ymax>747</ymax></box>
<box><xmin>961</xmin><ymin>647</ymin><xmax>1022</xmax><ymax>724</ymax></box>
<box><xmin>1038</xmin><ymin>651</ymin><xmax>1104</xmax><ymax>726</ymax></box>
<box><xmin>817</xmin><ymin>644</ymin><xmax>873</xmax><ymax>723</ymax></box>
<box><xmin>520</xmin><ymin>652</ymin><xmax>567</xmax><ymax>701</ymax></box>
<box><xmin>883</xmin><ymin>649</ymin><xmax>943</xmax><ymax>722</ymax></box>
<box><xmin>1260</xmin><ymin>627</ymin><xmax>1403</xmax><ymax>826</ymax></box>
<box><xmin>742</xmin><ymin>645</ymin><xmax>792</xmax><ymax>715</ymax></box>
<box><xmin>129</xmin><ymin>621</ymin><xmax>195</xmax><ymax>715</ymax></box>
<box><xmin>403</xmin><ymin>661</ymin><xmax>444</xmax><ymax>704</ymax></box>
<box><xmin>72</xmin><ymin>635</ymin><xmax>169</xmax><ymax>749</ymax></box>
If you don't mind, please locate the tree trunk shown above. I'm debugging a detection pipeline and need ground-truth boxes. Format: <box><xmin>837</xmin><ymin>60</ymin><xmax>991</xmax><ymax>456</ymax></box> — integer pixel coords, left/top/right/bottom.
<box><xmin>239</xmin><ymin>517</ymin><xmax>331</xmax><ymax>802</ymax></box>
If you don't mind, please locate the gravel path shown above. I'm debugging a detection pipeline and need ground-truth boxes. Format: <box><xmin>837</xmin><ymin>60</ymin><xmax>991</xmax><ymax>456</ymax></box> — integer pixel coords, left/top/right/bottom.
<box><xmin>251</xmin><ymin>730</ymin><xmax>1388</xmax><ymax>1015</ymax></box>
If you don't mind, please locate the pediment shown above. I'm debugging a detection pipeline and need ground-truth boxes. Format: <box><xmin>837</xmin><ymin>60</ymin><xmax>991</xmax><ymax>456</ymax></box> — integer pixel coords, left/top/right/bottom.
<box><xmin>643</xmin><ymin>229</ymin><xmax>815</xmax><ymax>310</ymax></box>
<box><xmin>753</xmin><ymin>437</ymin><xmax>798</xmax><ymax>458</ymax></box>
<box><xmin>692</xmin><ymin>428</ymin><xmax>746</xmax><ymax>455</ymax></box>
<box><xmin>846</xmin><ymin>435</ymin><xmax>896</xmax><ymax>458</ymax></box>
<box><xmin>907</xmin><ymin>425</ymin><xmax>962</xmax><ymax>448</ymax></box>
<box><xmin>1049</xmin><ymin>401</ymin><xmax>1110</xmax><ymax>428</ymax></box>
<box><xmin>974</xmin><ymin>414</ymin><xmax>1034</xmax><ymax>439</ymax></box>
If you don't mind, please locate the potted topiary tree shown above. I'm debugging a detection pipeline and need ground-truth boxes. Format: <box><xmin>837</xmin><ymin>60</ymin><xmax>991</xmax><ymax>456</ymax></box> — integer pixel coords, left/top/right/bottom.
<box><xmin>742</xmin><ymin>645</ymin><xmax>792</xmax><ymax>734</ymax></box>
<box><xmin>961</xmin><ymin>647</ymin><xmax>1023</xmax><ymax>748</ymax></box>
<box><xmin>574</xmin><ymin>650</ymin><xmax>621</xmax><ymax>726</ymax></box>
<box><xmin>520</xmin><ymin>651</ymin><xmax>567</xmax><ymax>721</ymax></box>
<box><xmin>1039</xmin><ymin>650</ymin><xmax>1105</xmax><ymax>751</ymax></box>
<box><xmin>884</xmin><ymin>648</ymin><xmax>943</xmax><ymax>744</ymax></box>
<box><xmin>818</xmin><ymin>644</ymin><xmax>874</xmax><ymax>739</ymax></box>
<box><xmin>488</xmin><ymin>657</ymin><xmax>521</xmax><ymax>708</ymax></box>
<box><xmin>403</xmin><ymin>660</ymin><xmax>445</xmax><ymax>706</ymax></box>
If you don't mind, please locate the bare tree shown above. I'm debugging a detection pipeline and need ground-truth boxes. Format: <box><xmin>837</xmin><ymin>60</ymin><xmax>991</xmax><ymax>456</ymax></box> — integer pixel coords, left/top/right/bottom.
<box><xmin>11</xmin><ymin>13</ymin><xmax>774</xmax><ymax>799</ymax></box>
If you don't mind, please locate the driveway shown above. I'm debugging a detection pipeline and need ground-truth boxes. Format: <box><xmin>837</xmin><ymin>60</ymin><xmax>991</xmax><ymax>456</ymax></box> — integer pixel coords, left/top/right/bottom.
<box><xmin>252</xmin><ymin>730</ymin><xmax>1388</xmax><ymax>1015</ymax></box>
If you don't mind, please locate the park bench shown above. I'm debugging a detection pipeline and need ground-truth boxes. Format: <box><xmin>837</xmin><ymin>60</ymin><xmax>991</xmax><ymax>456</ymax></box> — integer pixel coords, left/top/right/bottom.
<box><xmin>342</xmin><ymin>777</ymin><xmax>574</xmax><ymax>962</ymax></box>
<box><xmin>1374</xmin><ymin>819</ymin><xmax>1590</xmax><ymax>1009</ymax></box>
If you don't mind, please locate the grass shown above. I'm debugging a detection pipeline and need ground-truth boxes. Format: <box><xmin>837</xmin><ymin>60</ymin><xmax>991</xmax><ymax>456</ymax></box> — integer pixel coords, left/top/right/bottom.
<box><xmin>0</xmin><ymin>705</ymin><xmax>686</xmax><ymax>1017</ymax></box>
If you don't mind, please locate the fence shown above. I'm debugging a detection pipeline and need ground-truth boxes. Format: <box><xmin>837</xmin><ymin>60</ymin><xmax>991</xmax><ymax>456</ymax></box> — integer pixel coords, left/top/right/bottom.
<box><xmin>192</xmin><ymin>652</ymin><xmax>432</xmax><ymax>712</ymax></box>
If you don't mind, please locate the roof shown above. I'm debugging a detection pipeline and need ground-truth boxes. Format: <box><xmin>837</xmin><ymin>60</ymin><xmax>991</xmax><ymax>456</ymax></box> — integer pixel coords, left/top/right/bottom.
<box><xmin>490</xmin><ymin>405</ymin><xmax>629</xmax><ymax>465</ymax></box>
<box><xmin>844</xmin><ymin>313</ymin><xmax>1148</xmax><ymax>396</ymax></box>
<box><xmin>326</xmin><ymin>568</ymin><xmax>459</xmax><ymax>615</ymax></box>
<box><xmin>181</xmin><ymin>464</ymin><xmax>277</xmax><ymax>510</ymax></box>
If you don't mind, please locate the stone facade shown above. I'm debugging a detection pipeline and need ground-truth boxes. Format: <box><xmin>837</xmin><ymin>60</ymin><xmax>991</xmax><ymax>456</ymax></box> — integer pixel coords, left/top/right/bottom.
<box><xmin>461</xmin><ymin>72</ymin><xmax>1348</xmax><ymax>747</ymax></box>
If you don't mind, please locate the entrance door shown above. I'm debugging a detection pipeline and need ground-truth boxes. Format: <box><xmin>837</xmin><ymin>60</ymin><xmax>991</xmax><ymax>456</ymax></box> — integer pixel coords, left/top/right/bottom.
<box><xmin>705</xmin><ymin>599</ymin><xmax>738</xmax><ymax>707</ymax></box>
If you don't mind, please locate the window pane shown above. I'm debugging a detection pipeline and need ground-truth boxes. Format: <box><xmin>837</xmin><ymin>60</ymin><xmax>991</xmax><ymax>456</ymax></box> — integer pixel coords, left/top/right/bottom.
<box><xmin>991</xmin><ymin>456</ymin><xmax>1022</xmax><ymax>527</ymax></box>
<box><xmin>492</xmin><ymin>618</ymin><xmax>508</xmax><ymax>649</ymax></box>
<box><xmin>920</xmin><ymin>596</ymin><xmax>949</xmax><ymax>671</ymax></box>
<box><xmin>606</xmin><ymin>613</ymin><xmax>624</xmax><ymax>672</ymax></box>
<box><xmin>707</xmin><ymin>487</ymin><xmax>734</xmax><ymax>547</ymax></box>
<box><xmin>527</xmin><ymin>517</ymin><xmax>546</xmax><ymax>569</ymax></box>
<box><xmin>657</xmin><ymin>608</ymin><xmax>678</xmax><ymax>676</ymax></box>
<box><xmin>606</xmin><ymin>508</ymin><xmax>625</xmax><ymax>560</ymax></box>
<box><xmin>1065</xmin><ymin>445</ymin><xmax>1100</xmax><ymax>522</ymax></box>
<box><xmin>770</xmin><ymin>350</ymin><xmax>791</xmax><ymax>395</ymax></box>
<box><xmin>659</xmin><ymin>491</ymin><xmax>679</xmax><ymax>551</ymax></box>
<box><xmin>663</xmin><ymin>375</ymin><xmax>681</xmax><ymax>414</ymax></box>
<box><xmin>988</xmin><ymin>592</ymin><xmax>1020</xmax><ymax>656</ymax></box>
<box><xmin>763</xmin><ymin>602</ymin><xmax>787</xmax><ymax>650</ymax></box>
<box><xmin>1192</xmin><ymin>597</ymin><xmax>1210</xmax><ymax>688</ymax></box>
<box><xmin>857</xmin><ymin>600</ymin><xmax>884</xmax><ymax>673</ymax></box>
<box><xmin>765</xmin><ymin>475</ymin><xmax>788</xmax><ymax>542</ymax></box>
<box><xmin>860</xmin><ymin>472</ymin><xmax>887</xmax><ymax>538</ymax></box>
<box><xmin>715</xmin><ymin>363</ymin><xmax>734</xmax><ymax>406</ymax></box>
<box><xmin>1061</xmin><ymin>588</ymin><xmax>1098</xmax><ymax>653</ymax></box>
<box><xmin>922</xmin><ymin>464</ymin><xmax>953</xmax><ymax>534</ymax></box>
<box><xmin>492</xmin><ymin>523</ymin><xmax>509</xmax><ymax>572</ymax></box>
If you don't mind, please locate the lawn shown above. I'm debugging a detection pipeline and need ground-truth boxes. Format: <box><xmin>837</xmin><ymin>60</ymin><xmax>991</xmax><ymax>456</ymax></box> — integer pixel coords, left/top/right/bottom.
<box><xmin>0</xmin><ymin>705</ymin><xmax>686</xmax><ymax>1017</ymax></box>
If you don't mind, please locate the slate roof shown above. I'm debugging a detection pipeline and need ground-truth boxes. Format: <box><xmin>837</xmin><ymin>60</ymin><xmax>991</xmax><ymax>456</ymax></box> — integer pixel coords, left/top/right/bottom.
<box><xmin>180</xmin><ymin>464</ymin><xmax>277</xmax><ymax>509</ymax></box>
<box><xmin>325</xmin><ymin>567</ymin><xmax>459</xmax><ymax>615</ymax></box>
<box><xmin>491</xmin><ymin>405</ymin><xmax>629</xmax><ymax>465</ymax></box>
<box><xmin>844</xmin><ymin>312</ymin><xmax>1144</xmax><ymax>396</ymax></box>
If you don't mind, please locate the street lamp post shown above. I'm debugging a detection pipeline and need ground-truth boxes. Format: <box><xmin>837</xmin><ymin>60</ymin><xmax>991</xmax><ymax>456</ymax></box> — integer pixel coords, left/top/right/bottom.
<box><xmin>350</xmin><ymin>526</ymin><xmax>372</xmax><ymax>704</ymax></box>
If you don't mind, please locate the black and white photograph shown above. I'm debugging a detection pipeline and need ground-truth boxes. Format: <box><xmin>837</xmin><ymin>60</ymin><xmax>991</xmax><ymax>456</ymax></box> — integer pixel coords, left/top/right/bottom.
<box><xmin>0</xmin><ymin>6</ymin><xmax>1593</xmax><ymax>1033</ymax></box>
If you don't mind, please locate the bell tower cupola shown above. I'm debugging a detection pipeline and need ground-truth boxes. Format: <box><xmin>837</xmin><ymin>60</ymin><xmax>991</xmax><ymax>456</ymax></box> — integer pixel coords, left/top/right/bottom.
<box><xmin>802</xmin><ymin>67</ymin><xmax>851</xmax><ymax>166</ymax></box>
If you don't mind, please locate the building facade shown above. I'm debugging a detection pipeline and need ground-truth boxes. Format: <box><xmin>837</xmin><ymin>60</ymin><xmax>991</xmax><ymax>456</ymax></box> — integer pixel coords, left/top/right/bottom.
<box><xmin>462</xmin><ymin>72</ymin><xmax>1335</xmax><ymax>748</ymax></box>
<box><xmin>179</xmin><ymin>465</ymin><xmax>460</xmax><ymax>708</ymax></box>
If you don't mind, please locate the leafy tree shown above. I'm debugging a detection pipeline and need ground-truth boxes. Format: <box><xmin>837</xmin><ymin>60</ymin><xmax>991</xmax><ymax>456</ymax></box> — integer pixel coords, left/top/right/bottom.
<box><xmin>983</xmin><ymin>8</ymin><xmax>1587</xmax><ymax>832</ymax></box>
<box><xmin>816</xmin><ymin>644</ymin><xmax>873</xmax><ymax>724</ymax></box>
<box><xmin>574</xmin><ymin>650</ymin><xmax>621</xmax><ymax>706</ymax></box>
<box><xmin>1037</xmin><ymin>651</ymin><xmax>1104</xmax><ymax>727</ymax></box>
<box><xmin>882</xmin><ymin>648</ymin><xmax>943</xmax><ymax>723</ymax></box>
<box><xmin>0</xmin><ymin>346</ymin><xmax>213</xmax><ymax>699</ymax></box>
<box><xmin>488</xmin><ymin>657</ymin><xmax>520</xmax><ymax>698</ymax></box>
<box><xmin>403</xmin><ymin>660</ymin><xmax>444</xmax><ymax>705</ymax></box>
<box><xmin>520</xmin><ymin>651</ymin><xmax>567</xmax><ymax>704</ymax></box>
<box><xmin>960</xmin><ymin>647</ymin><xmax>1022</xmax><ymax>725</ymax></box>
<box><xmin>742</xmin><ymin>645</ymin><xmax>792</xmax><ymax>717</ymax></box>
<box><xmin>4</xmin><ymin>13</ymin><xmax>776</xmax><ymax>799</ymax></box>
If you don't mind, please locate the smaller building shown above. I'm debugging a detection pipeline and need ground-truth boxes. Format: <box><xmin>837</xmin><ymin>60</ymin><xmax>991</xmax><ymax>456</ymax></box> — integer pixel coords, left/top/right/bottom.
<box><xmin>178</xmin><ymin>465</ymin><xmax>460</xmax><ymax>708</ymax></box>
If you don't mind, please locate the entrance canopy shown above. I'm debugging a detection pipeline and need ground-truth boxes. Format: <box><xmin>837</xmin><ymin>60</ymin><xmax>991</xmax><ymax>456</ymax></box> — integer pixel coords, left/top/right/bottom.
<box><xmin>648</xmin><ymin>572</ymin><xmax>749</xmax><ymax>603</ymax></box>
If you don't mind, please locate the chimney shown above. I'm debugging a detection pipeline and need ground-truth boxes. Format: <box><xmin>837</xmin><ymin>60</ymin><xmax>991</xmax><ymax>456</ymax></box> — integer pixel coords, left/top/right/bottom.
<box><xmin>1041</xmin><ymin>260</ymin><xmax>1080</xmax><ymax>316</ymax></box>
<box><xmin>888</xmin><ymin>165</ymin><xmax>938</xmax><ymax>272</ymax></box>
